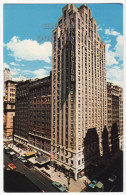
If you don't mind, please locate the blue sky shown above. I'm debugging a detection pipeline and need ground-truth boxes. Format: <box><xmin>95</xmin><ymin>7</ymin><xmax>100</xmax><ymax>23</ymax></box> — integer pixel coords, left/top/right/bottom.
<box><xmin>3</xmin><ymin>3</ymin><xmax>123</xmax><ymax>87</ymax></box>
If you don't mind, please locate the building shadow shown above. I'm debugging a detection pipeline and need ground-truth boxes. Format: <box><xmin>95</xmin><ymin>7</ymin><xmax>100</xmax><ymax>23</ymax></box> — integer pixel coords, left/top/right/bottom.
<box><xmin>83</xmin><ymin>125</ymin><xmax>123</xmax><ymax>186</ymax></box>
<box><xmin>111</xmin><ymin>122</ymin><xmax>120</xmax><ymax>155</ymax></box>
<box><xmin>102</xmin><ymin>125</ymin><xmax>110</xmax><ymax>158</ymax></box>
<box><xmin>83</xmin><ymin>128</ymin><xmax>100</xmax><ymax>173</ymax></box>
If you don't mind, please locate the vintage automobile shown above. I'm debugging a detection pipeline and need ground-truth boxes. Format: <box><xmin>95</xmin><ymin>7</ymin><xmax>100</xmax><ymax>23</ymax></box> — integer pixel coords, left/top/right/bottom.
<box><xmin>52</xmin><ymin>181</ymin><xmax>67</xmax><ymax>192</ymax></box>
<box><xmin>8</xmin><ymin>163</ymin><xmax>17</xmax><ymax>170</ymax></box>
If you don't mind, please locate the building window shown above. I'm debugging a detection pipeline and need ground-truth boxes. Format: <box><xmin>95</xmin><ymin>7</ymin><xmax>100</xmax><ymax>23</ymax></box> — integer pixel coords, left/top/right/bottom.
<box><xmin>94</xmin><ymin>24</ymin><xmax>96</xmax><ymax>33</ymax></box>
<box><xmin>78</xmin><ymin>18</ymin><xmax>80</xmax><ymax>29</ymax></box>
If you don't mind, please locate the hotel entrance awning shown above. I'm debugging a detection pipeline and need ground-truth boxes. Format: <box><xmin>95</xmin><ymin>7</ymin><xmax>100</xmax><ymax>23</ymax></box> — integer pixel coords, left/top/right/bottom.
<box><xmin>25</xmin><ymin>151</ymin><xmax>36</xmax><ymax>157</ymax></box>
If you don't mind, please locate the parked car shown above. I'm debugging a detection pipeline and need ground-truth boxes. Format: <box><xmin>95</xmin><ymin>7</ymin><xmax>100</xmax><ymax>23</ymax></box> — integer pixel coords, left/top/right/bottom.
<box><xmin>105</xmin><ymin>175</ymin><xmax>117</xmax><ymax>191</ymax></box>
<box><xmin>4</xmin><ymin>147</ymin><xmax>11</xmax><ymax>154</ymax></box>
<box><xmin>15</xmin><ymin>153</ymin><xmax>20</xmax><ymax>158</ymax></box>
<box><xmin>52</xmin><ymin>181</ymin><xmax>67</xmax><ymax>192</ymax></box>
<box><xmin>85</xmin><ymin>180</ymin><xmax>104</xmax><ymax>192</ymax></box>
<box><xmin>18</xmin><ymin>156</ymin><xmax>27</xmax><ymax>164</ymax></box>
<box><xmin>25</xmin><ymin>161</ymin><xmax>33</xmax><ymax>167</ymax></box>
<box><xmin>92</xmin><ymin>180</ymin><xmax>98</xmax><ymax>184</ymax></box>
<box><xmin>8</xmin><ymin>163</ymin><xmax>16</xmax><ymax>170</ymax></box>
<box><xmin>9</xmin><ymin>152</ymin><xmax>18</xmax><ymax>161</ymax></box>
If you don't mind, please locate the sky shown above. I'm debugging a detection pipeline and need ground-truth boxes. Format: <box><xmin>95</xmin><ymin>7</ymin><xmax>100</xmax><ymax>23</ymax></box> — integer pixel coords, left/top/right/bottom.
<box><xmin>3</xmin><ymin>3</ymin><xmax>123</xmax><ymax>87</ymax></box>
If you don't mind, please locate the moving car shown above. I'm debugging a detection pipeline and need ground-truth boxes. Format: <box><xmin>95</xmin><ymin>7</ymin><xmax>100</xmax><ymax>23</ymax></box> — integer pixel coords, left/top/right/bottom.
<box><xmin>52</xmin><ymin>181</ymin><xmax>67</xmax><ymax>192</ymax></box>
<box><xmin>105</xmin><ymin>174</ymin><xmax>117</xmax><ymax>191</ymax></box>
<box><xmin>8</xmin><ymin>163</ymin><xmax>17</xmax><ymax>170</ymax></box>
<box><xmin>108</xmin><ymin>175</ymin><xmax>117</xmax><ymax>183</ymax></box>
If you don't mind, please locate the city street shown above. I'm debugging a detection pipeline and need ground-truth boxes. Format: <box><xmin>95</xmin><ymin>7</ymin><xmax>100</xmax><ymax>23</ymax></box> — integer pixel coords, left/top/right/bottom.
<box><xmin>4</xmin><ymin>143</ymin><xmax>89</xmax><ymax>192</ymax></box>
<box><xmin>4</xmin><ymin>153</ymin><xmax>59</xmax><ymax>192</ymax></box>
<box><xmin>82</xmin><ymin>150</ymin><xmax>123</xmax><ymax>192</ymax></box>
<box><xmin>3</xmin><ymin>3</ymin><xmax>124</xmax><ymax>194</ymax></box>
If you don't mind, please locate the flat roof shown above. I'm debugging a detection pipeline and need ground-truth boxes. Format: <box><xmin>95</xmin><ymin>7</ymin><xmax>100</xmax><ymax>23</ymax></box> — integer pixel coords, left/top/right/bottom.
<box><xmin>25</xmin><ymin>151</ymin><xmax>36</xmax><ymax>157</ymax></box>
<box><xmin>36</xmin><ymin>155</ymin><xmax>50</xmax><ymax>165</ymax></box>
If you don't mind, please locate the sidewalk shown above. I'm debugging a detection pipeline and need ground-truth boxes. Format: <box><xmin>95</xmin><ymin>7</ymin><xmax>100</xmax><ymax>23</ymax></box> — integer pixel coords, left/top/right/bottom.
<box><xmin>8</xmin><ymin>143</ymin><xmax>26</xmax><ymax>156</ymax></box>
<box><xmin>8</xmin><ymin>143</ymin><xmax>90</xmax><ymax>192</ymax></box>
<box><xmin>36</xmin><ymin>165</ymin><xmax>90</xmax><ymax>192</ymax></box>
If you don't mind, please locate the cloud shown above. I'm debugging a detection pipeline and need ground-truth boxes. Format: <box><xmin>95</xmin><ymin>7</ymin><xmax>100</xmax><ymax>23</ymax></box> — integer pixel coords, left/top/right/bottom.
<box><xmin>11</xmin><ymin>67</ymin><xmax>21</xmax><ymax>76</ymax></box>
<box><xmin>33</xmin><ymin>69</ymin><xmax>48</xmax><ymax>78</ymax></box>
<box><xmin>23</xmin><ymin>68</ymin><xmax>49</xmax><ymax>78</ymax></box>
<box><xmin>104</xmin><ymin>39</ymin><xmax>111</xmax><ymax>44</ymax></box>
<box><xmin>5</xmin><ymin>36</ymin><xmax>52</xmax><ymax>63</ymax></box>
<box><xmin>23</xmin><ymin>70</ymin><xmax>33</xmax><ymax>74</ymax></box>
<box><xmin>44</xmin><ymin>66</ymin><xmax>52</xmax><ymax>69</ymax></box>
<box><xmin>13</xmin><ymin>75</ymin><xmax>27</xmax><ymax>82</ymax></box>
<box><xmin>10</xmin><ymin>62</ymin><xmax>20</xmax><ymax>66</ymax></box>
<box><xmin>3</xmin><ymin>63</ymin><xmax>10</xmax><ymax>69</ymax></box>
<box><xmin>97</xmin><ymin>25</ymin><xmax>102</xmax><ymax>31</ymax></box>
<box><xmin>115</xmin><ymin>35</ymin><xmax>123</xmax><ymax>61</ymax></box>
<box><xmin>107</xmin><ymin>66</ymin><xmax>123</xmax><ymax>87</ymax></box>
<box><xmin>106</xmin><ymin>44</ymin><xmax>118</xmax><ymax>66</ymax></box>
<box><xmin>106</xmin><ymin>34</ymin><xmax>123</xmax><ymax>66</ymax></box>
<box><xmin>15</xmin><ymin>58</ymin><xmax>22</xmax><ymax>62</ymax></box>
<box><xmin>105</xmin><ymin>28</ymin><xmax>120</xmax><ymax>36</ymax></box>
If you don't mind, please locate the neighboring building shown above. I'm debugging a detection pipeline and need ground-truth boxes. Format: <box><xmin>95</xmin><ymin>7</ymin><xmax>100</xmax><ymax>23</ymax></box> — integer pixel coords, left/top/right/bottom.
<box><xmin>107</xmin><ymin>82</ymin><xmax>123</xmax><ymax>150</ymax></box>
<box><xmin>14</xmin><ymin>79</ymin><xmax>30</xmax><ymax>145</ymax></box>
<box><xmin>4</xmin><ymin>80</ymin><xmax>17</xmax><ymax>138</ymax></box>
<box><xmin>14</xmin><ymin>73</ymin><xmax>51</xmax><ymax>155</ymax></box>
<box><xmin>119</xmin><ymin>87</ymin><xmax>123</xmax><ymax>150</ymax></box>
<box><xmin>3</xmin><ymin>68</ymin><xmax>12</xmax><ymax>96</ymax></box>
<box><xmin>52</xmin><ymin>4</ymin><xmax>107</xmax><ymax>180</ymax></box>
<box><xmin>3</xmin><ymin>68</ymin><xmax>12</xmax><ymax>82</ymax></box>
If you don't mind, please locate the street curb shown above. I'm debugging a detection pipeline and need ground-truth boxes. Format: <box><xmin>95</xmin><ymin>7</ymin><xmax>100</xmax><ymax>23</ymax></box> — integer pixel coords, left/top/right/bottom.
<box><xmin>8</xmin><ymin>146</ymin><xmax>54</xmax><ymax>181</ymax></box>
<box><xmin>7</xmin><ymin>145</ymin><xmax>69</xmax><ymax>192</ymax></box>
<box><xmin>35</xmin><ymin>167</ymin><xmax>54</xmax><ymax>182</ymax></box>
<box><xmin>32</xmin><ymin>167</ymin><xmax>68</xmax><ymax>192</ymax></box>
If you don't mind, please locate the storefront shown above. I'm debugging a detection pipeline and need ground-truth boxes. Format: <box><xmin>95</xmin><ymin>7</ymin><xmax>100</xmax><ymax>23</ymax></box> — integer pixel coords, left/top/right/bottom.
<box><xmin>77</xmin><ymin>170</ymin><xmax>84</xmax><ymax>178</ymax></box>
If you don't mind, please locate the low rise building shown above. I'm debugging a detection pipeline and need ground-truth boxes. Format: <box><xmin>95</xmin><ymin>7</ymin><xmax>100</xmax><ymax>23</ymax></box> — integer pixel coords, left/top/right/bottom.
<box><xmin>4</xmin><ymin>80</ymin><xmax>17</xmax><ymax>138</ymax></box>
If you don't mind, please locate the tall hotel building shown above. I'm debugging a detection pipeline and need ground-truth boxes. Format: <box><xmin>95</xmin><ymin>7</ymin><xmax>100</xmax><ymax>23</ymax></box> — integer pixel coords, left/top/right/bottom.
<box><xmin>52</xmin><ymin>4</ymin><xmax>107</xmax><ymax>180</ymax></box>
